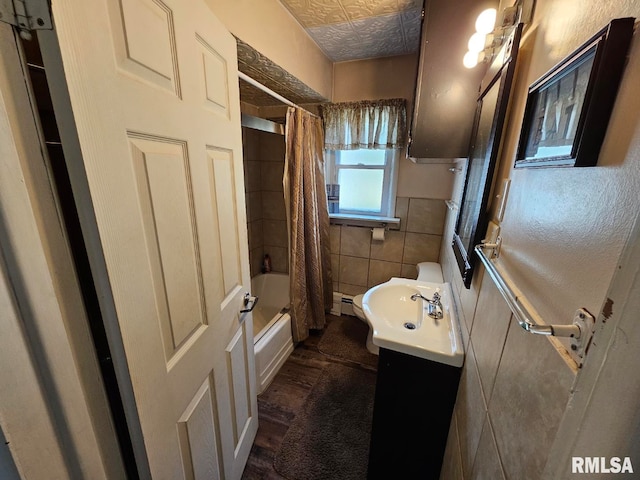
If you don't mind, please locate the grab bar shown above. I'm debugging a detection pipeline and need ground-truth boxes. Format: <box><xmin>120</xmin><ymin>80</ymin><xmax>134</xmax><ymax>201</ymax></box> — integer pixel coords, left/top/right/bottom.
<box><xmin>474</xmin><ymin>244</ymin><xmax>595</xmax><ymax>360</ymax></box>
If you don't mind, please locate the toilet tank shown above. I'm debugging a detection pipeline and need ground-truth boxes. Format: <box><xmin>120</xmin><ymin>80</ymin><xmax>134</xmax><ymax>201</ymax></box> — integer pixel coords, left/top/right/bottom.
<box><xmin>416</xmin><ymin>262</ymin><xmax>443</xmax><ymax>283</ymax></box>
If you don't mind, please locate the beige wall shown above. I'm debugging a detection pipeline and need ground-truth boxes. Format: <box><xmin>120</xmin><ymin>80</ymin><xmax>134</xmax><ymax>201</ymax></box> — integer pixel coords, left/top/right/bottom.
<box><xmin>205</xmin><ymin>0</ymin><xmax>333</xmax><ymax>99</ymax></box>
<box><xmin>439</xmin><ymin>1</ymin><xmax>640</xmax><ymax>478</ymax></box>
<box><xmin>496</xmin><ymin>1</ymin><xmax>640</xmax><ymax>326</ymax></box>
<box><xmin>397</xmin><ymin>161</ymin><xmax>454</xmax><ymax>199</ymax></box>
<box><xmin>332</xmin><ymin>54</ymin><xmax>419</xmax><ymax>104</ymax></box>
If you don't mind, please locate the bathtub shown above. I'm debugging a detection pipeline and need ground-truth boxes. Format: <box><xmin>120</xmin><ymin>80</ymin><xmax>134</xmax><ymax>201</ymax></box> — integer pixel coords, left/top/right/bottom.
<box><xmin>251</xmin><ymin>273</ymin><xmax>294</xmax><ymax>394</ymax></box>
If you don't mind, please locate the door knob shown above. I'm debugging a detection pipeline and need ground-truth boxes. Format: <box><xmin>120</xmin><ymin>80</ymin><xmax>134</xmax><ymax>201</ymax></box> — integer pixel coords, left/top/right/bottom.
<box><xmin>240</xmin><ymin>292</ymin><xmax>259</xmax><ymax>313</ymax></box>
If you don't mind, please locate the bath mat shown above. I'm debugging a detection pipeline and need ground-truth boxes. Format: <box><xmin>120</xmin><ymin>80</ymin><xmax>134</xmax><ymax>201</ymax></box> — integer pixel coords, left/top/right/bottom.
<box><xmin>318</xmin><ymin>316</ymin><xmax>378</xmax><ymax>368</ymax></box>
<box><xmin>273</xmin><ymin>363</ymin><xmax>376</xmax><ymax>480</ymax></box>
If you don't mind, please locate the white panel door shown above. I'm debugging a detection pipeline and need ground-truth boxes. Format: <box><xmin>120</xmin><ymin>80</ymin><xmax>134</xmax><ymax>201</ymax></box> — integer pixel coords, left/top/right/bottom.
<box><xmin>49</xmin><ymin>0</ymin><xmax>257</xmax><ymax>478</ymax></box>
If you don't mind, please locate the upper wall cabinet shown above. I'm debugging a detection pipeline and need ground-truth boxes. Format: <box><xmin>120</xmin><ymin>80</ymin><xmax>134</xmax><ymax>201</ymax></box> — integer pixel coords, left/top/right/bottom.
<box><xmin>408</xmin><ymin>0</ymin><xmax>497</xmax><ymax>160</ymax></box>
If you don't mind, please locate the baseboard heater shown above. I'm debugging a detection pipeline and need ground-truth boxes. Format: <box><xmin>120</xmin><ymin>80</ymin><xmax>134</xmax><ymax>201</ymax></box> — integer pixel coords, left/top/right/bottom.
<box><xmin>331</xmin><ymin>292</ymin><xmax>354</xmax><ymax>316</ymax></box>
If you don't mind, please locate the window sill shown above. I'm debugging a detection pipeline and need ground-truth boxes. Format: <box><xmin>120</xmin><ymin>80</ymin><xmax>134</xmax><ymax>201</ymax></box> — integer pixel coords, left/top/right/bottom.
<box><xmin>329</xmin><ymin>213</ymin><xmax>401</xmax><ymax>230</ymax></box>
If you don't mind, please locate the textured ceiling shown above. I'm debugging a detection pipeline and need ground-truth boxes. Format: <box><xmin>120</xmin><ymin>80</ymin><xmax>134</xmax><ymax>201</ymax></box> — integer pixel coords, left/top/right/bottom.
<box><xmin>279</xmin><ymin>0</ymin><xmax>424</xmax><ymax>62</ymax></box>
<box><xmin>237</xmin><ymin>1</ymin><xmax>425</xmax><ymax>108</ymax></box>
<box><xmin>237</xmin><ymin>37</ymin><xmax>328</xmax><ymax>107</ymax></box>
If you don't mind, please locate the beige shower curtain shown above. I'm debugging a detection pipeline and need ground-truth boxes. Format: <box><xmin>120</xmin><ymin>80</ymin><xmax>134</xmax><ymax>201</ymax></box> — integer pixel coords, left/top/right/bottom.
<box><xmin>283</xmin><ymin>107</ymin><xmax>333</xmax><ymax>343</ymax></box>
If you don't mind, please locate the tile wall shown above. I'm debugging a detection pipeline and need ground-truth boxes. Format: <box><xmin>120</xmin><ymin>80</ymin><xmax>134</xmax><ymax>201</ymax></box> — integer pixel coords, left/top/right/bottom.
<box><xmin>330</xmin><ymin>197</ymin><xmax>447</xmax><ymax>296</ymax></box>
<box><xmin>438</xmin><ymin>160</ymin><xmax>576</xmax><ymax>480</ymax></box>
<box><xmin>242</xmin><ymin>127</ymin><xmax>288</xmax><ymax>277</ymax></box>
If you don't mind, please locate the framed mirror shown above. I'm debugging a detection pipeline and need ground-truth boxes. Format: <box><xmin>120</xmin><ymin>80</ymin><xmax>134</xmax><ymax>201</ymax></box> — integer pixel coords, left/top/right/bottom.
<box><xmin>452</xmin><ymin>24</ymin><xmax>523</xmax><ymax>288</ymax></box>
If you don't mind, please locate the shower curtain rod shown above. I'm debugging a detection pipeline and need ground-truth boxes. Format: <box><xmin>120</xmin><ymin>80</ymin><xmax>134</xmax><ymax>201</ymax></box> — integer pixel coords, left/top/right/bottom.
<box><xmin>238</xmin><ymin>71</ymin><xmax>320</xmax><ymax>118</ymax></box>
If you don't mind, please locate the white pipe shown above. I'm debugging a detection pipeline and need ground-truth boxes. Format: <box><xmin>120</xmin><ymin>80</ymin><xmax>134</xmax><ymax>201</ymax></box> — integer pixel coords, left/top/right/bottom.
<box><xmin>238</xmin><ymin>71</ymin><xmax>319</xmax><ymax>118</ymax></box>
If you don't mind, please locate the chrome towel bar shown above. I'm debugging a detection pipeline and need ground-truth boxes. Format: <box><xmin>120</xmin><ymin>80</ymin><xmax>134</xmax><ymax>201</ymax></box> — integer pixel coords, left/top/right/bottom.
<box><xmin>475</xmin><ymin>244</ymin><xmax>594</xmax><ymax>361</ymax></box>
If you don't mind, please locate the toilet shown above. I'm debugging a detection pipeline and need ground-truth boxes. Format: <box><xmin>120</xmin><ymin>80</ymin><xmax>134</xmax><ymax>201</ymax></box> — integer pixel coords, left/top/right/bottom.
<box><xmin>353</xmin><ymin>262</ymin><xmax>444</xmax><ymax>355</ymax></box>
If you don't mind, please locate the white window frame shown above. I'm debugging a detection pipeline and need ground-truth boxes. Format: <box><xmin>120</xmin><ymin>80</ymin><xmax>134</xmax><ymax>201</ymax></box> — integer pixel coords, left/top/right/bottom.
<box><xmin>325</xmin><ymin>148</ymin><xmax>399</xmax><ymax>218</ymax></box>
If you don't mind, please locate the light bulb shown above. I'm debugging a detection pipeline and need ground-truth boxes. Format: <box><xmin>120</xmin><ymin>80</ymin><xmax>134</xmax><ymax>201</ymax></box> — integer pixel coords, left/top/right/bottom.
<box><xmin>463</xmin><ymin>51</ymin><xmax>479</xmax><ymax>69</ymax></box>
<box><xmin>468</xmin><ymin>32</ymin><xmax>486</xmax><ymax>52</ymax></box>
<box><xmin>475</xmin><ymin>8</ymin><xmax>497</xmax><ymax>34</ymax></box>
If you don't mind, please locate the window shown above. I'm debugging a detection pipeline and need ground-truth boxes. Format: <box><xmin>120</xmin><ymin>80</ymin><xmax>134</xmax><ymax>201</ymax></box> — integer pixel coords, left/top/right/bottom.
<box><xmin>320</xmin><ymin>98</ymin><xmax>407</xmax><ymax>220</ymax></box>
<box><xmin>325</xmin><ymin>148</ymin><xmax>398</xmax><ymax>218</ymax></box>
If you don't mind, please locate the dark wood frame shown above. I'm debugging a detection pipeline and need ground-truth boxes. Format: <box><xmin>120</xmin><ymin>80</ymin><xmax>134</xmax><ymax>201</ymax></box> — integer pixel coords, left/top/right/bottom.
<box><xmin>515</xmin><ymin>17</ymin><xmax>634</xmax><ymax>168</ymax></box>
<box><xmin>452</xmin><ymin>24</ymin><xmax>523</xmax><ymax>289</ymax></box>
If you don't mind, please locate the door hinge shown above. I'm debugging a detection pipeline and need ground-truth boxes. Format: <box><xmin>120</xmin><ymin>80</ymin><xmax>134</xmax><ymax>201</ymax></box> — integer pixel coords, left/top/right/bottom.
<box><xmin>0</xmin><ymin>0</ymin><xmax>52</xmax><ymax>40</ymax></box>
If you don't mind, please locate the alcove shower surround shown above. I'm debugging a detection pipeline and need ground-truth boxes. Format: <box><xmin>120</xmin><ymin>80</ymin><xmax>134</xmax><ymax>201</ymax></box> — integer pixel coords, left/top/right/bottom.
<box><xmin>242</xmin><ymin>127</ymin><xmax>288</xmax><ymax>277</ymax></box>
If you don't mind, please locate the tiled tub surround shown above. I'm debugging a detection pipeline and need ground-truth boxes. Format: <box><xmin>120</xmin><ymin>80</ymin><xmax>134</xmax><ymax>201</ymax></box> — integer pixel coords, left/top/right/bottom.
<box><xmin>242</xmin><ymin>127</ymin><xmax>288</xmax><ymax>276</ymax></box>
<box><xmin>331</xmin><ymin>197</ymin><xmax>446</xmax><ymax>296</ymax></box>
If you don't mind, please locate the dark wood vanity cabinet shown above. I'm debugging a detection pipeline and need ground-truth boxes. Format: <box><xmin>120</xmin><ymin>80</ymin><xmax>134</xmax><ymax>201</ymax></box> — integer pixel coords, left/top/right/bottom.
<box><xmin>367</xmin><ymin>348</ymin><xmax>461</xmax><ymax>479</ymax></box>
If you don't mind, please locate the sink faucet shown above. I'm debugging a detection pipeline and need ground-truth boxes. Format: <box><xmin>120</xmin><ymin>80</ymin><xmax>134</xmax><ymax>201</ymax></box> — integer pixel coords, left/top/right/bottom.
<box><xmin>410</xmin><ymin>291</ymin><xmax>443</xmax><ymax>320</ymax></box>
<box><xmin>410</xmin><ymin>292</ymin><xmax>429</xmax><ymax>302</ymax></box>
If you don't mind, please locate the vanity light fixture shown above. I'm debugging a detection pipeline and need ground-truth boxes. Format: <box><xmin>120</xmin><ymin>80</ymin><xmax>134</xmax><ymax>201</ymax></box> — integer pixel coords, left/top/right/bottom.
<box><xmin>468</xmin><ymin>32</ymin><xmax>488</xmax><ymax>52</ymax></box>
<box><xmin>463</xmin><ymin>50</ymin><xmax>486</xmax><ymax>69</ymax></box>
<box><xmin>475</xmin><ymin>8</ymin><xmax>497</xmax><ymax>33</ymax></box>
<box><xmin>463</xmin><ymin>3</ymin><xmax>525</xmax><ymax>69</ymax></box>
<box><xmin>463</xmin><ymin>8</ymin><xmax>497</xmax><ymax>68</ymax></box>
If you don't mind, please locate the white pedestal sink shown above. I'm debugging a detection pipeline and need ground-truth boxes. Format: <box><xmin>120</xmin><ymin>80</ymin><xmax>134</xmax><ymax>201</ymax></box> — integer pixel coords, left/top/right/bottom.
<box><xmin>362</xmin><ymin>277</ymin><xmax>464</xmax><ymax>367</ymax></box>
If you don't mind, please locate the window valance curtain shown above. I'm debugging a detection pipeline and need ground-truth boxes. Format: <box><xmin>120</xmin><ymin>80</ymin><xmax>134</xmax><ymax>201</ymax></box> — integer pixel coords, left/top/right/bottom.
<box><xmin>321</xmin><ymin>98</ymin><xmax>407</xmax><ymax>150</ymax></box>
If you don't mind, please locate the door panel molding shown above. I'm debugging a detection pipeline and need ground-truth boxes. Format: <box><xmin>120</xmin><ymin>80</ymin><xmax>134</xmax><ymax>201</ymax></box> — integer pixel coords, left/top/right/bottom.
<box><xmin>178</xmin><ymin>374</ymin><xmax>224</xmax><ymax>480</ymax></box>
<box><xmin>208</xmin><ymin>146</ymin><xmax>243</xmax><ymax>298</ymax></box>
<box><xmin>196</xmin><ymin>33</ymin><xmax>230</xmax><ymax>117</ymax></box>
<box><xmin>128</xmin><ymin>134</ymin><xmax>208</xmax><ymax>359</ymax></box>
<box><xmin>109</xmin><ymin>0</ymin><xmax>182</xmax><ymax>96</ymax></box>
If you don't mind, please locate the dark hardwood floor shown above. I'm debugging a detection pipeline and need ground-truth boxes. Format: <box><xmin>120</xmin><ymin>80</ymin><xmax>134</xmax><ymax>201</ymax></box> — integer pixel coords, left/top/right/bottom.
<box><xmin>241</xmin><ymin>314</ymin><xmax>377</xmax><ymax>480</ymax></box>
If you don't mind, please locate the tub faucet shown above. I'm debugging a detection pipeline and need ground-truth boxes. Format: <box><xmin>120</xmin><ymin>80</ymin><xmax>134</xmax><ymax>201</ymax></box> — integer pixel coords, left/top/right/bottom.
<box><xmin>410</xmin><ymin>291</ymin><xmax>443</xmax><ymax>320</ymax></box>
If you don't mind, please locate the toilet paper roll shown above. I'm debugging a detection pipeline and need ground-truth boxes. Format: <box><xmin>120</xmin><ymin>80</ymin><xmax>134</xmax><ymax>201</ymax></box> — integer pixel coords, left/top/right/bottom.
<box><xmin>372</xmin><ymin>227</ymin><xmax>385</xmax><ymax>242</ymax></box>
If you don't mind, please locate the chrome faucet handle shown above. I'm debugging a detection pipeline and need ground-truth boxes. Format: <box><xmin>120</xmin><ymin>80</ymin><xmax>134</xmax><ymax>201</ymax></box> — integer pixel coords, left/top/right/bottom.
<box><xmin>427</xmin><ymin>291</ymin><xmax>443</xmax><ymax>320</ymax></box>
<box><xmin>411</xmin><ymin>291</ymin><xmax>441</xmax><ymax>305</ymax></box>
<box><xmin>411</xmin><ymin>291</ymin><xmax>444</xmax><ymax>320</ymax></box>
